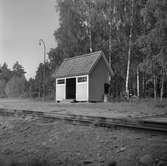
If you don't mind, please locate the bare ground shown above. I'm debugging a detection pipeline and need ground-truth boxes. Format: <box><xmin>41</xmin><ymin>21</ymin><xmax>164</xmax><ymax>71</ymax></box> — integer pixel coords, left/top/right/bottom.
<box><xmin>0</xmin><ymin>98</ymin><xmax>166</xmax><ymax>119</ymax></box>
<box><xmin>0</xmin><ymin>98</ymin><xmax>167</xmax><ymax>165</ymax></box>
<box><xmin>0</xmin><ymin>115</ymin><xmax>166</xmax><ymax>166</ymax></box>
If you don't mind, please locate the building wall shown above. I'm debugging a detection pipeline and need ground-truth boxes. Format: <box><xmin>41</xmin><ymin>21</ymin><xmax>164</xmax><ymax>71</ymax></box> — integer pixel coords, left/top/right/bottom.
<box><xmin>76</xmin><ymin>75</ymin><xmax>88</xmax><ymax>101</ymax></box>
<box><xmin>55</xmin><ymin>78</ymin><xmax>66</xmax><ymax>101</ymax></box>
<box><xmin>55</xmin><ymin>75</ymin><xmax>89</xmax><ymax>101</ymax></box>
<box><xmin>89</xmin><ymin>57</ymin><xmax>109</xmax><ymax>101</ymax></box>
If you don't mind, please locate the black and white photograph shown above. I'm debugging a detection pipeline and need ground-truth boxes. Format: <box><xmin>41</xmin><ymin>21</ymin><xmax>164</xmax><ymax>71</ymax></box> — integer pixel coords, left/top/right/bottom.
<box><xmin>0</xmin><ymin>0</ymin><xmax>167</xmax><ymax>165</ymax></box>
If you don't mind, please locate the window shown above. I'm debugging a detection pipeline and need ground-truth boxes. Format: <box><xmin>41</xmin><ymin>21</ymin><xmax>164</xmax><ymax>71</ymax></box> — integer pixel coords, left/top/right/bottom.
<box><xmin>57</xmin><ymin>79</ymin><xmax>65</xmax><ymax>84</ymax></box>
<box><xmin>78</xmin><ymin>76</ymin><xmax>87</xmax><ymax>83</ymax></box>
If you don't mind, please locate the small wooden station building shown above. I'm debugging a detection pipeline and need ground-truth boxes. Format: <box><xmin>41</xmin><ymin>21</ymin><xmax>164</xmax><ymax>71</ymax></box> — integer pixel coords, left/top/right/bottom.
<box><xmin>53</xmin><ymin>51</ymin><xmax>114</xmax><ymax>102</ymax></box>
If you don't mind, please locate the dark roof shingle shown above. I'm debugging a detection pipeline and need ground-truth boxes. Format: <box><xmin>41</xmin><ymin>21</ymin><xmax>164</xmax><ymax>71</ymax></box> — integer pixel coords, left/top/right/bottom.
<box><xmin>53</xmin><ymin>51</ymin><xmax>114</xmax><ymax>78</ymax></box>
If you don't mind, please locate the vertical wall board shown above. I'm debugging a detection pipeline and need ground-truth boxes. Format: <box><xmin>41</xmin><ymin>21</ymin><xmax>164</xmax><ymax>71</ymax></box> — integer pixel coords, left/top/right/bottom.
<box><xmin>76</xmin><ymin>75</ymin><xmax>88</xmax><ymax>101</ymax></box>
<box><xmin>89</xmin><ymin>57</ymin><xmax>109</xmax><ymax>101</ymax></box>
<box><xmin>56</xmin><ymin>78</ymin><xmax>66</xmax><ymax>101</ymax></box>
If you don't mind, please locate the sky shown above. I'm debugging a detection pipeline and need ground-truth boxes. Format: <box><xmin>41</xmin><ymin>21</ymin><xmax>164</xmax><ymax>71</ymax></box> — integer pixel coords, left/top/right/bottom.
<box><xmin>0</xmin><ymin>0</ymin><xmax>59</xmax><ymax>79</ymax></box>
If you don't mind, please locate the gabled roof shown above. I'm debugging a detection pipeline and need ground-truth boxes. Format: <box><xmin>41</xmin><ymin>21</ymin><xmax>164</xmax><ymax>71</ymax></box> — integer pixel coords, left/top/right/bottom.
<box><xmin>53</xmin><ymin>50</ymin><xmax>114</xmax><ymax>78</ymax></box>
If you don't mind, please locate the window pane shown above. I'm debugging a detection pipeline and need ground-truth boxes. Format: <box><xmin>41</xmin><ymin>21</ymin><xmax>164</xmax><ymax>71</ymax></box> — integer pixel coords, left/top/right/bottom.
<box><xmin>78</xmin><ymin>77</ymin><xmax>87</xmax><ymax>82</ymax></box>
<box><xmin>57</xmin><ymin>79</ymin><xmax>65</xmax><ymax>84</ymax></box>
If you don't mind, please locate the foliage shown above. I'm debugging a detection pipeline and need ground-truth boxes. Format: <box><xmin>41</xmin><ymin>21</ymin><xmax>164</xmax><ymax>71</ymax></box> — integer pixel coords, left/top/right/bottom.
<box><xmin>0</xmin><ymin>62</ymin><xmax>27</xmax><ymax>97</ymax></box>
<box><xmin>48</xmin><ymin>47</ymin><xmax>64</xmax><ymax>72</ymax></box>
<box><xmin>5</xmin><ymin>74</ymin><xmax>26</xmax><ymax>97</ymax></box>
<box><xmin>12</xmin><ymin>61</ymin><xmax>26</xmax><ymax>76</ymax></box>
<box><xmin>27</xmin><ymin>62</ymin><xmax>55</xmax><ymax>98</ymax></box>
<box><xmin>136</xmin><ymin>0</ymin><xmax>167</xmax><ymax>98</ymax></box>
<box><xmin>41</xmin><ymin>0</ymin><xmax>167</xmax><ymax>99</ymax></box>
<box><xmin>0</xmin><ymin>63</ymin><xmax>12</xmax><ymax>81</ymax></box>
<box><xmin>16</xmin><ymin>0</ymin><xmax>167</xmax><ymax>99</ymax></box>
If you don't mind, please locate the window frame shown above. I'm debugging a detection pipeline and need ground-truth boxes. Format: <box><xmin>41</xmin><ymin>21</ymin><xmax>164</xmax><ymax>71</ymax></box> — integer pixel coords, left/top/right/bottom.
<box><xmin>57</xmin><ymin>79</ymin><xmax>65</xmax><ymax>84</ymax></box>
<box><xmin>77</xmin><ymin>76</ymin><xmax>87</xmax><ymax>83</ymax></box>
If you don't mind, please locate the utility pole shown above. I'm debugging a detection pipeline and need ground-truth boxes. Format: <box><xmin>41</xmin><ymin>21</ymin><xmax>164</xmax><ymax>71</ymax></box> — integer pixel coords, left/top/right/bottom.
<box><xmin>39</xmin><ymin>39</ymin><xmax>46</xmax><ymax>101</ymax></box>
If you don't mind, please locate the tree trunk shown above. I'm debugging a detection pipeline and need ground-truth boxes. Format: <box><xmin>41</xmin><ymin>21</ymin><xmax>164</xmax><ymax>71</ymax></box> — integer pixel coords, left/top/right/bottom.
<box><xmin>125</xmin><ymin>0</ymin><xmax>133</xmax><ymax>98</ymax></box>
<box><xmin>153</xmin><ymin>75</ymin><xmax>157</xmax><ymax>100</ymax></box>
<box><xmin>89</xmin><ymin>31</ymin><xmax>92</xmax><ymax>53</ymax></box>
<box><xmin>137</xmin><ymin>67</ymin><xmax>139</xmax><ymax>97</ymax></box>
<box><xmin>142</xmin><ymin>72</ymin><xmax>145</xmax><ymax>98</ymax></box>
<box><xmin>109</xmin><ymin>21</ymin><xmax>112</xmax><ymax>82</ymax></box>
<box><xmin>38</xmin><ymin>91</ymin><xmax>40</xmax><ymax>98</ymax></box>
<box><xmin>108</xmin><ymin>0</ymin><xmax>115</xmax><ymax>91</ymax></box>
<box><xmin>160</xmin><ymin>71</ymin><xmax>164</xmax><ymax>101</ymax></box>
<box><xmin>125</xmin><ymin>39</ymin><xmax>131</xmax><ymax>98</ymax></box>
<box><xmin>88</xmin><ymin>2</ymin><xmax>92</xmax><ymax>53</ymax></box>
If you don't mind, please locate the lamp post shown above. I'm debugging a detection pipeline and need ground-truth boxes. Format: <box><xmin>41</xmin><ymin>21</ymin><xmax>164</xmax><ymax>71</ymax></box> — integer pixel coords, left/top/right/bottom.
<box><xmin>39</xmin><ymin>39</ymin><xmax>46</xmax><ymax>101</ymax></box>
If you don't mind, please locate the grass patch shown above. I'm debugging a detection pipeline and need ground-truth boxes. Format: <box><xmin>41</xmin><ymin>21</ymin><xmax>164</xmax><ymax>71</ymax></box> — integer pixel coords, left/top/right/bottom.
<box><xmin>155</xmin><ymin>103</ymin><xmax>166</xmax><ymax>108</ymax></box>
<box><xmin>5</xmin><ymin>158</ymin><xmax>51</xmax><ymax>166</ymax></box>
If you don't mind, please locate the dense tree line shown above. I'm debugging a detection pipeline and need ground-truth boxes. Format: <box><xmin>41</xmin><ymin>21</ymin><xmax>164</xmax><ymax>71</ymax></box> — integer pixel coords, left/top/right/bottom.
<box><xmin>0</xmin><ymin>62</ymin><xmax>26</xmax><ymax>97</ymax></box>
<box><xmin>28</xmin><ymin>0</ymin><xmax>167</xmax><ymax>100</ymax></box>
<box><xmin>26</xmin><ymin>62</ymin><xmax>54</xmax><ymax>98</ymax></box>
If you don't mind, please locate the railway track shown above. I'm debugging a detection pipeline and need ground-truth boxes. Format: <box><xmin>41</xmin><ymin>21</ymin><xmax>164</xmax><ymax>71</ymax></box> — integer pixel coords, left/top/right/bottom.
<box><xmin>0</xmin><ymin>108</ymin><xmax>167</xmax><ymax>133</ymax></box>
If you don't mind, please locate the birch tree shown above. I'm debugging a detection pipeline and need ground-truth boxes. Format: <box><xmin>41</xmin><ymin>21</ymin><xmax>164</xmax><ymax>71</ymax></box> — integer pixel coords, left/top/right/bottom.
<box><xmin>125</xmin><ymin>0</ymin><xmax>134</xmax><ymax>98</ymax></box>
